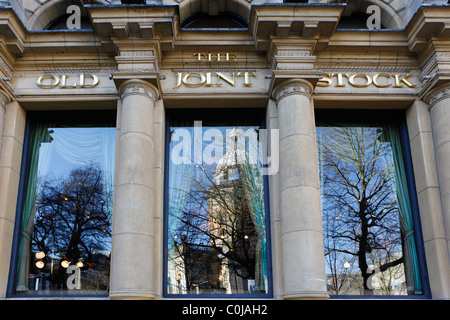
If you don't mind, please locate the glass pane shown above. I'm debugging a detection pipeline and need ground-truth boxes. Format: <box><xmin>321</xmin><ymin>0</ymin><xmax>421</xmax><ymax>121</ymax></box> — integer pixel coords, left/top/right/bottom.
<box><xmin>166</xmin><ymin>118</ymin><xmax>269</xmax><ymax>295</ymax></box>
<box><xmin>16</xmin><ymin>124</ymin><xmax>115</xmax><ymax>296</ymax></box>
<box><xmin>317</xmin><ymin>123</ymin><xmax>421</xmax><ymax>296</ymax></box>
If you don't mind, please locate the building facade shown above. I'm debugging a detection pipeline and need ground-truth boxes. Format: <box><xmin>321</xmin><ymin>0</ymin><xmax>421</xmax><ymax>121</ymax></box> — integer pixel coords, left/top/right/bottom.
<box><xmin>0</xmin><ymin>0</ymin><xmax>449</xmax><ymax>300</ymax></box>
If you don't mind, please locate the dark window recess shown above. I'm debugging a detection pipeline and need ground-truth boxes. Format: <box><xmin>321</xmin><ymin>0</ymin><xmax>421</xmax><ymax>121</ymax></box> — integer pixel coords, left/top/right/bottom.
<box><xmin>44</xmin><ymin>14</ymin><xmax>92</xmax><ymax>30</ymax></box>
<box><xmin>121</xmin><ymin>0</ymin><xmax>146</xmax><ymax>4</ymax></box>
<box><xmin>337</xmin><ymin>11</ymin><xmax>386</xmax><ymax>30</ymax></box>
<box><xmin>181</xmin><ymin>12</ymin><xmax>248</xmax><ymax>29</ymax></box>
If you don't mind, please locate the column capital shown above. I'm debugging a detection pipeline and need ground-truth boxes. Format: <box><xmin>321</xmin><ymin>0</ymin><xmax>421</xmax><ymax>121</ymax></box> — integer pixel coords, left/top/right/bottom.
<box><xmin>424</xmin><ymin>82</ymin><xmax>450</xmax><ymax>109</ymax></box>
<box><xmin>272</xmin><ymin>79</ymin><xmax>314</xmax><ymax>103</ymax></box>
<box><xmin>0</xmin><ymin>90</ymin><xmax>10</xmax><ymax>110</ymax></box>
<box><xmin>119</xmin><ymin>79</ymin><xmax>159</xmax><ymax>102</ymax></box>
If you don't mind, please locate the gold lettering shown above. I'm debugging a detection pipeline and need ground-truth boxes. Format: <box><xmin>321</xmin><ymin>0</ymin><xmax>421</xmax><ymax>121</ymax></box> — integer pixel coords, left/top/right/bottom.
<box><xmin>215</xmin><ymin>72</ymin><xmax>236</xmax><ymax>86</ymax></box>
<box><xmin>349</xmin><ymin>74</ymin><xmax>372</xmax><ymax>87</ymax></box>
<box><xmin>331</xmin><ymin>73</ymin><xmax>349</xmax><ymax>87</ymax></box>
<box><xmin>192</xmin><ymin>53</ymin><xmax>237</xmax><ymax>62</ymax></box>
<box><xmin>172</xmin><ymin>71</ymin><xmax>256</xmax><ymax>88</ymax></box>
<box><xmin>393</xmin><ymin>74</ymin><xmax>416</xmax><ymax>88</ymax></box>
<box><xmin>79</xmin><ymin>74</ymin><xmax>99</xmax><ymax>88</ymax></box>
<box><xmin>173</xmin><ymin>72</ymin><xmax>183</xmax><ymax>89</ymax></box>
<box><xmin>193</xmin><ymin>53</ymin><xmax>204</xmax><ymax>61</ymax></box>
<box><xmin>237</xmin><ymin>72</ymin><xmax>256</xmax><ymax>86</ymax></box>
<box><xmin>373</xmin><ymin>73</ymin><xmax>391</xmax><ymax>88</ymax></box>
<box><xmin>182</xmin><ymin>73</ymin><xmax>206</xmax><ymax>87</ymax></box>
<box><xmin>317</xmin><ymin>73</ymin><xmax>332</xmax><ymax>87</ymax></box>
<box><xmin>205</xmin><ymin>72</ymin><xmax>214</xmax><ymax>86</ymax></box>
<box><xmin>59</xmin><ymin>75</ymin><xmax>77</xmax><ymax>88</ymax></box>
<box><xmin>227</xmin><ymin>53</ymin><xmax>237</xmax><ymax>62</ymax></box>
<box><xmin>36</xmin><ymin>74</ymin><xmax>60</xmax><ymax>88</ymax></box>
<box><xmin>37</xmin><ymin>74</ymin><xmax>99</xmax><ymax>89</ymax></box>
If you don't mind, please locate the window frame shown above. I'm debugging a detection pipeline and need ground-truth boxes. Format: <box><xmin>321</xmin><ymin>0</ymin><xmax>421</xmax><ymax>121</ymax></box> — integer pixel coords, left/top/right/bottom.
<box><xmin>162</xmin><ymin>108</ymin><xmax>273</xmax><ymax>299</ymax></box>
<box><xmin>7</xmin><ymin>110</ymin><xmax>116</xmax><ymax>298</ymax></box>
<box><xmin>315</xmin><ymin>109</ymin><xmax>431</xmax><ymax>299</ymax></box>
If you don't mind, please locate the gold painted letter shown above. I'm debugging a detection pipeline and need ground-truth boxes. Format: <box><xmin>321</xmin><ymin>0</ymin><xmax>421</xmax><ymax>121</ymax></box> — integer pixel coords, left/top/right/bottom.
<box><xmin>36</xmin><ymin>75</ymin><xmax>60</xmax><ymax>88</ymax></box>
<box><xmin>173</xmin><ymin>72</ymin><xmax>183</xmax><ymax>89</ymax></box>
<box><xmin>317</xmin><ymin>73</ymin><xmax>332</xmax><ymax>87</ymax></box>
<box><xmin>373</xmin><ymin>73</ymin><xmax>391</xmax><ymax>88</ymax></box>
<box><xmin>79</xmin><ymin>74</ymin><xmax>99</xmax><ymax>88</ymax></box>
<box><xmin>349</xmin><ymin>74</ymin><xmax>372</xmax><ymax>87</ymax></box>
<box><xmin>237</xmin><ymin>72</ymin><xmax>256</xmax><ymax>86</ymax></box>
<box><xmin>393</xmin><ymin>74</ymin><xmax>416</xmax><ymax>88</ymax></box>
<box><xmin>331</xmin><ymin>73</ymin><xmax>349</xmax><ymax>87</ymax></box>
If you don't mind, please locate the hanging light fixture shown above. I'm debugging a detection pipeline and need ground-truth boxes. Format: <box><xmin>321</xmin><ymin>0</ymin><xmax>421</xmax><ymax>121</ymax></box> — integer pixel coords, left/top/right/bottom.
<box><xmin>35</xmin><ymin>251</ymin><xmax>45</xmax><ymax>259</ymax></box>
<box><xmin>61</xmin><ymin>260</ymin><xmax>70</xmax><ymax>268</ymax></box>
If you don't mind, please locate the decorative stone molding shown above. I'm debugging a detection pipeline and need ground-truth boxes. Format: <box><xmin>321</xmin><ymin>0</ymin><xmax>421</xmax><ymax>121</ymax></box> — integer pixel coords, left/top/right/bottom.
<box><xmin>272</xmin><ymin>79</ymin><xmax>314</xmax><ymax>103</ymax></box>
<box><xmin>424</xmin><ymin>82</ymin><xmax>450</xmax><ymax>109</ymax></box>
<box><xmin>119</xmin><ymin>79</ymin><xmax>159</xmax><ymax>102</ymax></box>
<box><xmin>0</xmin><ymin>90</ymin><xmax>10</xmax><ymax>110</ymax></box>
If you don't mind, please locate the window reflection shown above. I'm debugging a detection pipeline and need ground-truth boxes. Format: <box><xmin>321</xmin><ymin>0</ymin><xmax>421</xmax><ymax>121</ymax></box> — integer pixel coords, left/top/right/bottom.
<box><xmin>16</xmin><ymin>123</ymin><xmax>115</xmax><ymax>296</ymax></box>
<box><xmin>166</xmin><ymin>115</ymin><xmax>269</xmax><ymax>296</ymax></box>
<box><xmin>317</xmin><ymin>121</ymin><xmax>422</xmax><ymax>296</ymax></box>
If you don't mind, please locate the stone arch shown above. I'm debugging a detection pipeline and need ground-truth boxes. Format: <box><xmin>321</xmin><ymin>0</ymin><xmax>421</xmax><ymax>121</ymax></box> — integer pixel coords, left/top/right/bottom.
<box><xmin>27</xmin><ymin>0</ymin><xmax>106</xmax><ymax>31</ymax></box>
<box><xmin>338</xmin><ymin>0</ymin><xmax>404</xmax><ymax>30</ymax></box>
<box><xmin>362</xmin><ymin>0</ymin><xmax>404</xmax><ymax>29</ymax></box>
<box><xmin>178</xmin><ymin>0</ymin><xmax>251</xmax><ymax>27</ymax></box>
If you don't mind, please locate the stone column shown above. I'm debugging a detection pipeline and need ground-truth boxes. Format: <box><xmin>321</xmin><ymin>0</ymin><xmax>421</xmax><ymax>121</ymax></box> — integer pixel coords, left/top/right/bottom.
<box><xmin>110</xmin><ymin>79</ymin><xmax>159</xmax><ymax>299</ymax></box>
<box><xmin>426</xmin><ymin>84</ymin><xmax>450</xmax><ymax>261</ymax></box>
<box><xmin>272</xmin><ymin>79</ymin><xmax>328</xmax><ymax>299</ymax></box>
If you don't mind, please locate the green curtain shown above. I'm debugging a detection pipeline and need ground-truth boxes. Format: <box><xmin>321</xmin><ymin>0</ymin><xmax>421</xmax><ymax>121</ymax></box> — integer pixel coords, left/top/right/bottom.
<box><xmin>383</xmin><ymin>123</ymin><xmax>422</xmax><ymax>294</ymax></box>
<box><xmin>242</xmin><ymin>153</ymin><xmax>267</xmax><ymax>292</ymax></box>
<box><xmin>16</xmin><ymin>121</ymin><xmax>53</xmax><ymax>291</ymax></box>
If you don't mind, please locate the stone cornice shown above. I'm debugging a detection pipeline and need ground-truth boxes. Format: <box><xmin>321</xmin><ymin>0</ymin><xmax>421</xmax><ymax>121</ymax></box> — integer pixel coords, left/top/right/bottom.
<box><xmin>119</xmin><ymin>79</ymin><xmax>159</xmax><ymax>102</ymax></box>
<box><xmin>0</xmin><ymin>90</ymin><xmax>10</xmax><ymax>110</ymax></box>
<box><xmin>0</xmin><ymin>8</ymin><xmax>26</xmax><ymax>55</ymax></box>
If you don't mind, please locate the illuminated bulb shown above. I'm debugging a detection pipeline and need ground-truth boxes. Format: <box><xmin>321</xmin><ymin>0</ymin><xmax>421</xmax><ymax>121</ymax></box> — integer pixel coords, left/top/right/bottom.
<box><xmin>344</xmin><ymin>262</ymin><xmax>350</xmax><ymax>269</ymax></box>
<box><xmin>244</xmin><ymin>235</ymin><xmax>248</xmax><ymax>239</ymax></box>
<box><xmin>35</xmin><ymin>251</ymin><xmax>45</xmax><ymax>259</ymax></box>
<box><xmin>36</xmin><ymin>261</ymin><xmax>44</xmax><ymax>269</ymax></box>
<box><xmin>76</xmin><ymin>261</ymin><xmax>83</xmax><ymax>268</ymax></box>
<box><xmin>61</xmin><ymin>260</ymin><xmax>70</xmax><ymax>268</ymax></box>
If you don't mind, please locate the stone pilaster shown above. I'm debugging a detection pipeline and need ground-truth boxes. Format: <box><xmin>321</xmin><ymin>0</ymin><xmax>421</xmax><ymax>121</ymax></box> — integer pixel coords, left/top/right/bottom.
<box><xmin>0</xmin><ymin>91</ymin><xmax>9</xmax><ymax>157</ymax></box>
<box><xmin>0</xmin><ymin>99</ymin><xmax>26</xmax><ymax>297</ymax></box>
<box><xmin>406</xmin><ymin>99</ymin><xmax>450</xmax><ymax>299</ymax></box>
<box><xmin>110</xmin><ymin>79</ymin><xmax>159</xmax><ymax>299</ymax></box>
<box><xmin>272</xmin><ymin>79</ymin><xmax>328</xmax><ymax>300</ymax></box>
<box><xmin>425</xmin><ymin>83</ymin><xmax>450</xmax><ymax>263</ymax></box>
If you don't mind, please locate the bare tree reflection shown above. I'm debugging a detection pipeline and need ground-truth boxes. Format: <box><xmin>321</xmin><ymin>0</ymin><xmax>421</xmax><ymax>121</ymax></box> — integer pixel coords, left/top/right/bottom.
<box><xmin>319</xmin><ymin>126</ymin><xmax>405</xmax><ymax>295</ymax></box>
<box><xmin>30</xmin><ymin>164</ymin><xmax>111</xmax><ymax>291</ymax></box>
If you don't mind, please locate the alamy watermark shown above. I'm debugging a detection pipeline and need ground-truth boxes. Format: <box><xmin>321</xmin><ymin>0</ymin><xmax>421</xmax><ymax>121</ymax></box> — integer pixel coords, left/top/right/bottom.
<box><xmin>66</xmin><ymin>5</ymin><xmax>81</xmax><ymax>30</ymax></box>
<box><xmin>170</xmin><ymin>121</ymin><xmax>279</xmax><ymax>176</ymax></box>
<box><xmin>366</xmin><ymin>5</ymin><xmax>382</xmax><ymax>30</ymax></box>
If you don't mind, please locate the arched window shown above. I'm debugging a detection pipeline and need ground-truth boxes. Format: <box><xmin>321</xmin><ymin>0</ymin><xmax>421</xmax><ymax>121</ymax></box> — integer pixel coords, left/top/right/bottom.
<box><xmin>337</xmin><ymin>11</ymin><xmax>386</xmax><ymax>30</ymax></box>
<box><xmin>181</xmin><ymin>12</ymin><xmax>248</xmax><ymax>30</ymax></box>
